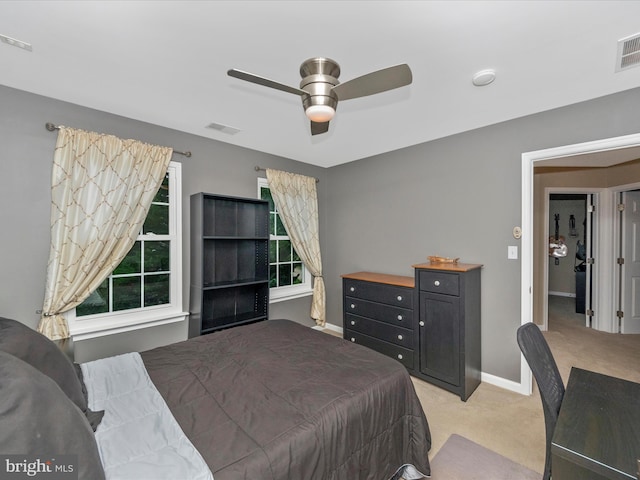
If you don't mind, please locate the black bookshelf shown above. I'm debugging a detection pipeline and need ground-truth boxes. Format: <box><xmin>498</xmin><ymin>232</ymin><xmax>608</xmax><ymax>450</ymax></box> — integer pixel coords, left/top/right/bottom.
<box><xmin>189</xmin><ymin>193</ymin><xmax>269</xmax><ymax>337</ymax></box>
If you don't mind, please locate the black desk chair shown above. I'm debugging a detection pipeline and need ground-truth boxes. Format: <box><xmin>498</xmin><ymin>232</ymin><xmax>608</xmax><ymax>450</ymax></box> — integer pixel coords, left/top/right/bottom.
<box><xmin>517</xmin><ymin>322</ymin><xmax>565</xmax><ymax>480</ymax></box>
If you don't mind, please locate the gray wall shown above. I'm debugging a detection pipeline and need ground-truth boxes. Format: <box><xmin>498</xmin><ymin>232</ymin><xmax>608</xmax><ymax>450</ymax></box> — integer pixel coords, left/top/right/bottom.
<box><xmin>3</xmin><ymin>83</ymin><xmax>640</xmax><ymax>382</ymax></box>
<box><xmin>323</xmin><ymin>87</ymin><xmax>640</xmax><ymax>383</ymax></box>
<box><xmin>0</xmin><ymin>85</ymin><xmax>324</xmax><ymax>361</ymax></box>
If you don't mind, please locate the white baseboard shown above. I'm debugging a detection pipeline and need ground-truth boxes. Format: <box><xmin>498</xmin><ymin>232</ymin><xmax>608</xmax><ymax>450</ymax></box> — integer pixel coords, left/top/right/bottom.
<box><xmin>549</xmin><ymin>290</ymin><xmax>576</xmax><ymax>298</ymax></box>
<box><xmin>481</xmin><ymin>371</ymin><xmax>531</xmax><ymax>396</ymax></box>
<box><xmin>312</xmin><ymin>322</ymin><xmax>343</xmax><ymax>335</ymax></box>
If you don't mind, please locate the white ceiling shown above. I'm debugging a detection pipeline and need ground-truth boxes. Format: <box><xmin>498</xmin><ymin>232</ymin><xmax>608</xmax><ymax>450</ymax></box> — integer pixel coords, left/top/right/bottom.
<box><xmin>2</xmin><ymin>1</ymin><xmax>640</xmax><ymax>168</ymax></box>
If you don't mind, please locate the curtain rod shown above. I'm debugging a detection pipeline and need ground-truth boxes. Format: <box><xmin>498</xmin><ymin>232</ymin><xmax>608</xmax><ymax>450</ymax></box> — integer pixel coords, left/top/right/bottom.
<box><xmin>45</xmin><ymin>123</ymin><xmax>192</xmax><ymax>157</ymax></box>
<box><xmin>254</xmin><ymin>166</ymin><xmax>319</xmax><ymax>183</ymax></box>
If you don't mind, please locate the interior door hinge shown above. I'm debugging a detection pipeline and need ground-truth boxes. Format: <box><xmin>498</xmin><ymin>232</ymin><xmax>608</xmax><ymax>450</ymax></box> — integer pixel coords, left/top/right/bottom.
<box><xmin>586</xmin><ymin>309</ymin><xmax>595</xmax><ymax>316</ymax></box>
<box><xmin>587</xmin><ymin>204</ymin><xmax>595</xmax><ymax>213</ymax></box>
<box><xmin>617</xmin><ymin>310</ymin><xmax>624</xmax><ymax>318</ymax></box>
<box><xmin>618</xmin><ymin>257</ymin><xmax>625</xmax><ymax>265</ymax></box>
<box><xmin>618</xmin><ymin>203</ymin><xmax>625</xmax><ymax>212</ymax></box>
<box><xmin>586</xmin><ymin>257</ymin><xmax>595</xmax><ymax>265</ymax></box>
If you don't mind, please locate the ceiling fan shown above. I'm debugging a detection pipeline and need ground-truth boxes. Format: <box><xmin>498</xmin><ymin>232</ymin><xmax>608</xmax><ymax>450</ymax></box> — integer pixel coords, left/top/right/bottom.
<box><xmin>227</xmin><ymin>57</ymin><xmax>412</xmax><ymax>135</ymax></box>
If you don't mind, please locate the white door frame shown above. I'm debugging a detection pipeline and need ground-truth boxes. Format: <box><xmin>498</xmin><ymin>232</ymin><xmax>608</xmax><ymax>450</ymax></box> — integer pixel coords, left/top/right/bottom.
<box><xmin>520</xmin><ymin>132</ymin><xmax>640</xmax><ymax>395</ymax></box>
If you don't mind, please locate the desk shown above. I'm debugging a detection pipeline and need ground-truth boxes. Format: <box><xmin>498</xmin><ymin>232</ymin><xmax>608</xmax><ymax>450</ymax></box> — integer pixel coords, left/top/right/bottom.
<box><xmin>551</xmin><ymin>367</ymin><xmax>640</xmax><ymax>480</ymax></box>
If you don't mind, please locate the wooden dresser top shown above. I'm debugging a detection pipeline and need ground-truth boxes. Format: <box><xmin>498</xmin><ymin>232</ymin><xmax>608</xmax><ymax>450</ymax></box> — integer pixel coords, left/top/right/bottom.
<box><xmin>412</xmin><ymin>262</ymin><xmax>483</xmax><ymax>272</ymax></box>
<box><xmin>341</xmin><ymin>271</ymin><xmax>414</xmax><ymax>288</ymax></box>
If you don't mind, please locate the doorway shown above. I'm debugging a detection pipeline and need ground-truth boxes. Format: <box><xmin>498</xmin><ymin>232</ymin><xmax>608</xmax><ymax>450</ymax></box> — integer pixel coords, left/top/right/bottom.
<box><xmin>519</xmin><ymin>132</ymin><xmax>640</xmax><ymax>395</ymax></box>
<box><xmin>545</xmin><ymin>193</ymin><xmax>594</xmax><ymax>333</ymax></box>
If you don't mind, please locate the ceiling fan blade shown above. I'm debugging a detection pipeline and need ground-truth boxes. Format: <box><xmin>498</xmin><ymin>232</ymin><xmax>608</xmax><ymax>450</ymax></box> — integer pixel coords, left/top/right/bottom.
<box><xmin>332</xmin><ymin>64</ymin><xmax>412</xmax><ymax>101</ymax></box>
<box><xmin>227</xmin><ymin>69</ymin><xmax>309</xmax><ymax>97</ymax></box>
<box><xmin>311</xmin><ymin>121</ymin><xmax>330</xmax><ymax>136</ymax></box>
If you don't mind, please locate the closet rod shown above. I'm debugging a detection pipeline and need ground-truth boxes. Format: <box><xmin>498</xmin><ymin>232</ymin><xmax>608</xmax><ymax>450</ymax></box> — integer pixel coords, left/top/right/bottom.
<box><xmin>254</xmin><ymin>165</ymin><xmax>319</xmax><ymax>183</ymax></box>
<box><xmin>45</xmin><ymin>123</ymin><xmax>192</xmax><ymax>157</ymax></box>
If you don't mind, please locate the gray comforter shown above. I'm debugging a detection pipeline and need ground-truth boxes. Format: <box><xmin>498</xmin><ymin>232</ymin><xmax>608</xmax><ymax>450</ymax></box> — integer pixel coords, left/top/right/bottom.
<box><xmin>140</xmin><ymin>319</ymin><xmax>431</xmax><ymax>480</ymax></box>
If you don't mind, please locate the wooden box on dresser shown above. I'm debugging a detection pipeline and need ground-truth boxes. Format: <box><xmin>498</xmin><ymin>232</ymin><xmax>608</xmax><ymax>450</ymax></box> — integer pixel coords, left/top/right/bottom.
<box><xmin>342</xmin><ymin>272</ymin><xmax>417</xmax><ymax>372</ymax></box>
<box><xmin>413</xmin><ymin>262</ymin><xmax>482</xmax><ymax>401</ymax></box>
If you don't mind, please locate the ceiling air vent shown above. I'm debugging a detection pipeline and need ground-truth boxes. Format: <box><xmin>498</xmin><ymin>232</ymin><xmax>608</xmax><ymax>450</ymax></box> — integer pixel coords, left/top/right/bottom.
<box><xmin>205</xmin><ymin>122</ymin><xmax>241</xmax><ymax>135</ymax></box>
<box><xmin>616</xmin><ymin>33</ymin><xmax>640</xmax><ymax>72</ymax></box>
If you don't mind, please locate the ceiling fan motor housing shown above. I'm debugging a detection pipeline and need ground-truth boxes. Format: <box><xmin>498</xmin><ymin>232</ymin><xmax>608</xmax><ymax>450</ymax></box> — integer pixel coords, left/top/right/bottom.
<box><xmin>299</xmin><ymin>57</ymin><xmax>340</xmax><ymax>114</ymax></box>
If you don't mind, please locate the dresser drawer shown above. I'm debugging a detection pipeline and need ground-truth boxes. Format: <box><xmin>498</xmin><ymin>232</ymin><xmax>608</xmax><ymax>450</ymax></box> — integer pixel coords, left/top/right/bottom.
<box><xmin>345</xmin><ymin>315</ymin><xmax>413</xmax><ymax>348</ymax></box>
<box><xmin>344</xmin><ymin>279</ymin><xmax>413</xmax><ymax>308</ymax></box>
<box><xmin>418</xmin><ymin>270</ymin><xmax>459</xmax><ymax>296</ymax></box>
<box><xmin>345</xmin><ymin>330</ymin><xmax>414</xmax><ymax>369</ymax></box>
<box><xmin>344</xmin><ymin>297</ymin><xmax>413</xmax><ymax>327</ymax></box>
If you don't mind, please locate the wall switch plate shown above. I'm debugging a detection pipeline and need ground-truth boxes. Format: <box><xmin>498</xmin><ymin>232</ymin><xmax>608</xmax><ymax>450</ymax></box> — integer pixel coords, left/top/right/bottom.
<box><xmin>508</xmin><ymin>246</ymin><xmax>518</xmax><ymax>259</ymax></box>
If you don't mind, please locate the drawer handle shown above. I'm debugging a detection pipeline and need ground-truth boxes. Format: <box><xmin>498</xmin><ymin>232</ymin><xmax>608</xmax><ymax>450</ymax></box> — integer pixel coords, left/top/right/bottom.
<box><xmin>350</xmin><ymin>303</ymin><xmax>356</xmax><ymax>309</ymax></box>
<box><xmin>397</xmin><ymin>295</ymin><xmax>403</xmax><ymax>301</ymax></box>
<box><xmin>397</xmin><ymin>354</ymin><xmax>403</xmax><ymax>360</ymax></box>
<box><xmin>350</xmin><ymin>320</ymin><xmax>355</xmax><ymax>326</ymax></box>
<box><xmin>419</xmin><ymin>321</ymin><xmax>425</xmax><ymax>327</ymax></box>
<box><xmin>434</xmin><ymin>280</ymin><xmax>440</xmax><ymax>286</ymax></box>
<box><xmin>397</xmin><ymin>315</ymin><xmax>403</xmax><ymax>321</ymax></box>
<box><xmin>350</xmin><ymin>337</ymin><xmax>356</xmax><ymax>342</ymax></box>
<box><xmin>397</xmin><ymin>334</ymin><xmax>403</xmax><ymax>340</ymax></box>
<box><xmin>350</xmin><ymin>286</ymin><xmax>355</xmax><ymax>292</ymax></box>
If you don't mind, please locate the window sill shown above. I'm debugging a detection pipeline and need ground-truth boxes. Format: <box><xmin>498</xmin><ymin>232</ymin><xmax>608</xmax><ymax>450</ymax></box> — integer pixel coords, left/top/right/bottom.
<box><xmin>269</xmin><ymin>288</ymin><xmax>313</xmax><ymax>303</ymax></box>
<box><xmin>69</xmin><ymin>308</ymin><xmax>188</xmax><ymax>341</ymax></box>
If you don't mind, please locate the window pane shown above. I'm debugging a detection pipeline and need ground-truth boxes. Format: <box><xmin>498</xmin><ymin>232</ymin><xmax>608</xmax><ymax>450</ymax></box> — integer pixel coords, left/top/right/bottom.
<box><xmin>153</xmin><ymin>174</ymin><xmax>169</xmax><ymax>203</ymax></box>
<box><xmin>144</xmin><ymin>274</ymin><xmax>170</xmax><ymax>306</ymax></box>
<box><xmin>292</xmin><ymin>263</ymin><xmax>303</xmax><ymax>285</ymax></box>
<box><xmin>278</xmin><ymin>240</ymin><xmax>291</xmax><ymax>262</ymax></box>
<box><xmin>269</xmin><ymin>212</ymin><xmax>276</xmax><ymax>236</ymax></box>
<box><xmin>143</xmin><ymin>204</ymin><xmax>169</xmax><ymax>234</ymax></box>
<box><xmin>293</xmin><ymin>248</ymin><xmax>300</xmax><ymax>262</ymax></box>
<box><xmin>145</xmin><ymin>241</ymin><xmax>170</xmax><ymax>272</ymax></box>
<box><xmin>278</xmin><ymin>264</ymin><xmax>291</xmax><ymax>287</ymax></box>
<box><xmin>76</xmin><ymin>279</ymin><xmax>109</xmax><ymax>316</ymax></box>
<box><xmin>269</xmin><ymin>240</ymin><xmax>276</xmax><ymax>263</ymax></box>
<box><xmin>275</xmin><ymin>215</ymin><xmax>287</xmax><ymax>236</ymax></box>
<box><xmin>113</xmin><ymin>277</ymin><xmax>141</xmax><ymax>311</ymax></box>
<box><xmin>113</xmin><ymin>242</ymin><xmax>141</xmax><ymax>275</ymax></box>
<box><xmin>269</xmin><ymin>265</ymin><xmax>277</xmax><ymax>288</ymax></box>
<box><xmin>260</xmin><ymin>187</ymin><xmax>274</xmax><ymax>211</ymax></box>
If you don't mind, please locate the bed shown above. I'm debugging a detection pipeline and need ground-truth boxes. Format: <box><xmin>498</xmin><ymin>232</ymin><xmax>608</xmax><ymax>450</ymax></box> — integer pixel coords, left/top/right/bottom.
<box><xmin>0</xmin><ymin>317</ymin><xmax>431</xmax><ymax>480</ymax></box>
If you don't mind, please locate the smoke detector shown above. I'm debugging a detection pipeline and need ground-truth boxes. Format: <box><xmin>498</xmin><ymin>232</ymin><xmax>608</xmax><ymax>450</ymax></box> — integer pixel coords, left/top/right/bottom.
<box><xmin>472</xmin><ymin>69</ymin><xmax>496</xmax><ymax>87</ymax></box>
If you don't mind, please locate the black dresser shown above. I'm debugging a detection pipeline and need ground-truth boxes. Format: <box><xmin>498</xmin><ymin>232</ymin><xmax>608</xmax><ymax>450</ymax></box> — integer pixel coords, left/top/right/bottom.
<box><xmin>342</xmin><ymin>272</ymin><xmax>416</xmax><ymax>371</ymax></box>
<box><xmin>342</xmin><ymin>263</ymin><xmax>482</xmax><ymax>401</ymax></box>
<box><xmin>413</xmin><ymin>263</ymin><xmax>482</xmax><ymax>401</ymax></box>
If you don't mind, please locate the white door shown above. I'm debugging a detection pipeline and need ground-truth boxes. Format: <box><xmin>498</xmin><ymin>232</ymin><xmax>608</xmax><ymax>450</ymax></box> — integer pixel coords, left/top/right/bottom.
<box><xmin>621</xmin><ymin>190</ymin><xmax>640</xmax><ymax>334</ymax></box>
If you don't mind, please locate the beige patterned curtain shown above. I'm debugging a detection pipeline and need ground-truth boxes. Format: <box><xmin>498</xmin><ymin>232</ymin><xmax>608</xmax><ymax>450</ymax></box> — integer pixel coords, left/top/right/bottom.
<box><xmin>266</xmin><ymin>169</ymin><xmax>325</xmax><ymax>326</ymax></box>
<box><xmin>37</xmin><ymin>127</ymin><xmax>173</xmax><ymax>340</ymax></box>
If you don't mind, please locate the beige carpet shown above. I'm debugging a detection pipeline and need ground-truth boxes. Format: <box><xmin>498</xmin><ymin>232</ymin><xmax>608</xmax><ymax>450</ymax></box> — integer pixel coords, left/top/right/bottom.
<box><xmin>546</xmin><ymin>295</ymin><xmax>640</xmax><ymax>385</ymax></box>
<box><xmin>429</xmin><ymin>434</ymin><xmax>539</xmax><ymax>480</ymax></box>
<box><xmin>411</xmin><ymin>372</ymin><xmax>545</xmax><ymax>474</ymax></box>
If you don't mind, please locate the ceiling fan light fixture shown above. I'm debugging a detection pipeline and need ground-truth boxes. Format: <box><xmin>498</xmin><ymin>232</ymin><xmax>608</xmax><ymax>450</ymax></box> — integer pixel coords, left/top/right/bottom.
<box><xmin>305</xmin><ymin>104</ymin><xmax>335</xmax><ymax>123</ymax></box>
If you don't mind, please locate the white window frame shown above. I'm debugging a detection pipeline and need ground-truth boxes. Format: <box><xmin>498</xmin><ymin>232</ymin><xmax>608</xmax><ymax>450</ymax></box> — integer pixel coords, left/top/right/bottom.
<box><xmin>258</xmin><ymin>177</ymin><xmax>313</xmax><ymax>303</ymax></box>
<box><xmin>66</xmin><ymin>161</ymin><xmax>186</xmax><ymax>340</ymax></box>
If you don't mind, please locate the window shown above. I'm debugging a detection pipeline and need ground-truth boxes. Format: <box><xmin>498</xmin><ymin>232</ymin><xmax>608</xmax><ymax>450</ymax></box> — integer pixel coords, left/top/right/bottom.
<box><xmin>67</xmin><ymin>162</ymin><xmax>185</xmax><ymax>339</ymax></box>
<box><xmin>258</xmin><ymin>178</ymin><xmax>312</xmax><ymax>302</ymax></box>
